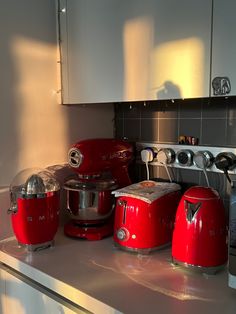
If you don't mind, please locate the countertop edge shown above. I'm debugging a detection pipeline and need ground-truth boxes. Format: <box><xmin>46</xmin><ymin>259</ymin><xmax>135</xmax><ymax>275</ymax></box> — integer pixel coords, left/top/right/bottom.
<box><xmin>0</xmin><ymin>240</ymin><xmax>122</xmax><ymax>314</ymax></box>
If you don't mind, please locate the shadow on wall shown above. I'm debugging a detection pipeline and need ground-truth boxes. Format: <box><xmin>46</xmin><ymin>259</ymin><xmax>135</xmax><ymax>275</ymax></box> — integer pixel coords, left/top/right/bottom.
<box><xmin>156</xmin><ymin>81</ymin><xmax>182</xmax><ymax>100</ymax></box>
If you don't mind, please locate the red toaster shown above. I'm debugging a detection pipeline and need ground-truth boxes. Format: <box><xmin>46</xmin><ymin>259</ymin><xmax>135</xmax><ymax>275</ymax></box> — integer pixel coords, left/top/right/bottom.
<box><xmin>113</xmin><ymin>181</ymin><xmax>181</xmax><ymax>253</ymax></box>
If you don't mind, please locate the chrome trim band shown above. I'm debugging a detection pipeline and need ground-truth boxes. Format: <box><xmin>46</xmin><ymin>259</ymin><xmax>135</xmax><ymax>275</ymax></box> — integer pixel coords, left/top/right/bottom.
<box><xmin>114</xmin><ymin>241</ymin><xmax>171</xmax><ymax>255</ymax></box>
<box><xmin>18</xmin><ymin>240</ymin><xmax>54</xmax><ymax>252</ymax></box>
<box><xmin>171</xmin><ymin>257</ymin><xmax>226</xmax><ymax>274</ymax></box>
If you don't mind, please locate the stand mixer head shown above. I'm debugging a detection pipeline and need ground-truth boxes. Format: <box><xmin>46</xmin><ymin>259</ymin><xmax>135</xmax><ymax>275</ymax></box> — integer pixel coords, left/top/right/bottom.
<box><xmin>68</xmin><ymin>138</ymin><xmax>133</xmax><ymax>186</ymax></box>
<box><xmin>64</xmin><ymin>138</ymin><xmax>133</xmax><ymax>240</ymax></box>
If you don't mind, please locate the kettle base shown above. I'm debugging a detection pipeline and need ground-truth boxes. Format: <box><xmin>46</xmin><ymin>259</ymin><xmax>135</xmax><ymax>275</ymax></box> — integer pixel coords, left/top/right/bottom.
<box><xmin>171</xmin><ymin>257</ymin><xmax>226</xmax><ymax>275</ymax></box>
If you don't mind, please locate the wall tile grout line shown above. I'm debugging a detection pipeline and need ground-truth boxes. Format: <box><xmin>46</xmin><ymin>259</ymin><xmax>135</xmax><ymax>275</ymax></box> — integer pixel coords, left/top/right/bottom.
<box><xmin>199</xmin><ymin>99</ymin><xmax>203</xmax><ymax>144</ymax></box>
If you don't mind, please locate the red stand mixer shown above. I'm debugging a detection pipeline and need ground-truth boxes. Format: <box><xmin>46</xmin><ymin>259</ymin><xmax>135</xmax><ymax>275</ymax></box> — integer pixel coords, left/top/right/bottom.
<box><xmin>63</xmin><ymin>138</ymin><xmax>133</xmax><ymax>240</ymax></box>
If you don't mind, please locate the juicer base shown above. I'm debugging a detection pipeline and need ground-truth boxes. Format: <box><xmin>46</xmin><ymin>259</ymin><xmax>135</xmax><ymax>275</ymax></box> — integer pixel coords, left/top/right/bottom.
<box><xmin>18</xmin><ymin>240</ymin><xmax>54</xmax><ymax>252</ymax></box>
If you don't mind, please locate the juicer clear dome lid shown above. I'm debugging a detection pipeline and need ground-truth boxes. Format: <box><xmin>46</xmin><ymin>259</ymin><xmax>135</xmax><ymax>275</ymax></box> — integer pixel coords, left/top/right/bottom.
<box><xmin>10</xmin><ymin>167</ymin><xmax>60</xmax><ymax>196</ymax></box>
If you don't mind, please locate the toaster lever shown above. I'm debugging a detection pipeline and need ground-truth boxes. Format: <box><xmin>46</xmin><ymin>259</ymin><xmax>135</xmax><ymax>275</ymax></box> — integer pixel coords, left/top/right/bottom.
<box><xmin>117</xmin><ymin>199</ymin><xmax>127</xmax><ymax>224</ymax></box>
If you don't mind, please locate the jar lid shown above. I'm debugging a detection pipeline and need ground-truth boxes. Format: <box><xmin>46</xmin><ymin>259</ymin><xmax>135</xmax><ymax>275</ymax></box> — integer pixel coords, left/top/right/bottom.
<box><xmin>10</xmin><ymin>168</ymin><xmax>60</xmax><ymax>198</ymax></box>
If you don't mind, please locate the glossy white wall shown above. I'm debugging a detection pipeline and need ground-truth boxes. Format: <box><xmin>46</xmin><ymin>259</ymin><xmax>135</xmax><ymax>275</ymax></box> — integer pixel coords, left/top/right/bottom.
<box><xmin>0</xmin><ymin>0</ymin><xmax>114</xmax><ymax>186</ymax></box>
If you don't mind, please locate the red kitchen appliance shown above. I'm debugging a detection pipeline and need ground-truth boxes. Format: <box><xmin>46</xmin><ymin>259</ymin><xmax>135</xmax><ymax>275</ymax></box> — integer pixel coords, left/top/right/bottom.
<box><xmin>8</xmin><ymin>168</ymin><xmax>60</xmax><ymax>251</ymax></box>
<box><xmin>63</xmin><ymin>138</ymin><xmax>133</xmax><ymax>240</ymax></box>
<box><xmin>113</xmin><ymin>180</ymin><xmax>181</xmax><ymax>253</ymax></box>
<box><xmin>172</xmin><ymin>186</ymin><xmax>228</xmax><ymax>273</ymax></box>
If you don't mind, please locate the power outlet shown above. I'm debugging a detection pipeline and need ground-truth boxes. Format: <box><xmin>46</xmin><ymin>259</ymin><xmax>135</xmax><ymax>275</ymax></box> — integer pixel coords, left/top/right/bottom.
<box><xmin>136</xmin><ymin>142</ymin><xmax>236</xmax><ymax>174</ymax></box>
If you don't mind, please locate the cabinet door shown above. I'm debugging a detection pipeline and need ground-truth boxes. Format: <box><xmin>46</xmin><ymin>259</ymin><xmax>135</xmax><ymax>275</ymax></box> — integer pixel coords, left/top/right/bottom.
<box><xmin>59</xmin><ymin>0</ymin><xmax>123</xmax><ymax>104</ymax></box>
<box><xmin>1</xmin><ymin>267</ymin><xmax>88</xmax><ymax>314</ymax></box>
<box><xmin>124</xmin><ymin>0</ymin><xmax>212</xmax><ymax>101</ymax></box>
<box><xmin>59</xmin><ymin>0</ymin><xmax>212</xmax><ymax>104</ymax></box>
<box><xmin>211</xmin><ymin>0</ymin><xmax>236</xmax><ymax>97</ymax></box>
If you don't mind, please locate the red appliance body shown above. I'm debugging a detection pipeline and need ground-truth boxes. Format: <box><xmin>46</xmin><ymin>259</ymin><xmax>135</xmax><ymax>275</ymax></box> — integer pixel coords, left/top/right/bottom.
<box><xmin>113</xmin><ymin>182</ymin><xmax>181</xmax><ymax>253</ymax></box>
<box><xmin>8</xmin><ymin>168</ymin><xmax>61</xmax><ymax>251</ymax></box>
<box><xmin>68</xmin><ymin>138</ymin><xmax>133</xmax><ymax>187</ymax></box>
<box><xmin>172</xmin><ymin>186</ymin><xmax>228</xmax><ymax>272</ymax></box>
<box><xmin>64</xmin><ymin>138</ymin><xmax>133</xmax><ymax>240</ymax></box>
<box><xmin>11</xmin><ymin>192</ymin><xmax>60</xmax><ymax>246</ymax></box>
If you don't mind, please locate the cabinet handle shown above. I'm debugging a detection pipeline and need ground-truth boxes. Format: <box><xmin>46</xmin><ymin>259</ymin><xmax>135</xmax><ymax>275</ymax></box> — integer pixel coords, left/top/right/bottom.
<box><xmin>212</xmin><ymin>76</ymin><xmax>231</xmax><ymax>95</ymax></box>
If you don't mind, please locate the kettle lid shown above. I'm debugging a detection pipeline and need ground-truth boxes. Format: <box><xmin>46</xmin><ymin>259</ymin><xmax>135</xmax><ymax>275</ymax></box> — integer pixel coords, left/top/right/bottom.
<box><xmin>184</xmin><ymin>186</ymin><xmax>219</xmax><ymax>200</ymax></box>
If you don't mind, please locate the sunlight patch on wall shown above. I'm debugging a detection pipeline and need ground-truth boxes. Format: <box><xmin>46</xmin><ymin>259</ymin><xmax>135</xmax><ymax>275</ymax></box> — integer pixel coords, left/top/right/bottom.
<box><xmin>151</xmin><ymin>38</ymin><xmax>204</xmax><ymax>99</ymax></box>
<box><xmin>123</xmin><ymin>16</ymin><xmax>154</xmax><ymax>101</ymax></box>
<box><xmin>123</xmin><ymin>19</ymin><xmax>204</xmax><ymax>101</ymax></box>
<box><xmin>10</xmin><ymin>37</ymin><xmax>69</xmax><ymax>168</ymax></box>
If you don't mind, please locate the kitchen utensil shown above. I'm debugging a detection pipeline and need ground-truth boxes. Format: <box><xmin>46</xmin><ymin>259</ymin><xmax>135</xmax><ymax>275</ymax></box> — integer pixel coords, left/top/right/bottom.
<box><xmin>214</xmin><ymin>152</ymin><xmax>236</xmax><ymax>184</ymax></box>
<box><xmin>193</xmin><ymin>150</ymin><xmax>214</xmax><ymax>169</ymax></box>
<box><xmin>8</xmin><ymin>168</ymin><xmax>60</xmax><ymax>251</ymax></box>
<box><xmin>172</xmin><ymin>186</ymin><xmax>227</xmax><ymax>273</ymax></box>
<box><xmin>64</xmin><ymin>138</ymin><xmax>133</xmax><ymax>240</ymax></box>
<box><xmin>113</xmin><ymin>180</ymin><xmax>181</xmax><ymax>253</ymax></box>
<box><xmin>176</xmin><ymin>149</ymin><xmax>194</xmax><ymax>167</ymax></box>
<box><xmin>193</xmin><ymin>150</ymin><xmax>214</xmax><ymax>187</ymax></box>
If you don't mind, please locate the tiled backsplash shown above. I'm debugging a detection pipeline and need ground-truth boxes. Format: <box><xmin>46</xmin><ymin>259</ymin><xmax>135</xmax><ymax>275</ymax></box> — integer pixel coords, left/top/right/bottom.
<box><xmin>115</xmin><ymin>97</ymin><xmax>236</xmax><ymax>146</ymax></box>
<box><xmin>114</xmin><ymin>96</ymin><xmax>236</xmax><ymax>211</ymax></box>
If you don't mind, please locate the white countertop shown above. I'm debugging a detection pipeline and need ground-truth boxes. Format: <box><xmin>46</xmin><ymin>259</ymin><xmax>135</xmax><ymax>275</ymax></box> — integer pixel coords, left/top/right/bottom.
<box><xmin>0</xmin><ymin>229</ymin><xmax>236</xmax><ymax>314</ymax></box>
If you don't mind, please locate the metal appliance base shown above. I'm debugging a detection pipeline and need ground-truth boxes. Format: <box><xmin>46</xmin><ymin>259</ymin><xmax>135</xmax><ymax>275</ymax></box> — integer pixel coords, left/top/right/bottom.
<box><xmin>18</xmin><ymin>240</ymin><xmax>54</xmax><ymax>252</ymax></box>
<box><xmin>171</xmin><ymin>257</ymin><xmax>226</xmax><ymax>275</ymax></box>
<box><xmin>64</xmin><ymin>220</ymin><xmax>113</xmax><ymax>240</ymax></box>
<box><xmin>114</xmin><ymin>241</ymin><xmax>171</xmax><ymax>255</ymax></box>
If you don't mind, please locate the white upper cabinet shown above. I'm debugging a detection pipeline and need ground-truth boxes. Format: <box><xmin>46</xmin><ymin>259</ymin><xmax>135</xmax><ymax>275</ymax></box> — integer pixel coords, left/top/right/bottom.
<box><xmin>58</xmin><ymin>0</ymin><xmax>212</xmax><ymax>104</ymax></box>
<box><xmin>211</xmin><ymin>0</ymin><xmax>236</xmax><ymax>97</ymax></box>
<box><xmin>59</xmin><ymin>0</ymin><xmax>123</xmax><ymax>104</ymax></box>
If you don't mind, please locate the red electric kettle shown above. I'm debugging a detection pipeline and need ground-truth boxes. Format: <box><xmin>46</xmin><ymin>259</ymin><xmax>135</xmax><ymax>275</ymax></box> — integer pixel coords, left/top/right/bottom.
<box><xmin>172</xmin><ymin>186</ymin><xmax>228</xmax><ymax>273</ymax></box>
